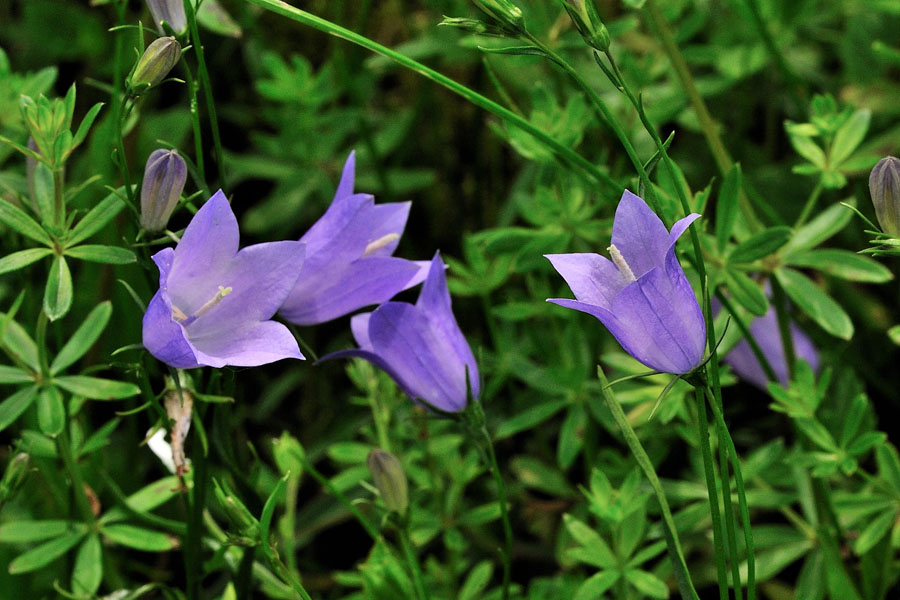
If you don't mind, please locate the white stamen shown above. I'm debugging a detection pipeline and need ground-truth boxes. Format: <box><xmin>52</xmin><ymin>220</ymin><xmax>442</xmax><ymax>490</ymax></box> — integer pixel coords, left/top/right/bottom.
<box><xmin>608</xmin><ymin>244</ymin><xmax>636</xmax><ymax>282</ymax></box>
<box><xmin>172</xmin><ymin>285</ymin><xmax>232</xmax><ymax>323</ymax></box>
<box><xmin>363</xmin><ymin>233</ymin><xmax>400</xmax><ymax>257</ymax></box>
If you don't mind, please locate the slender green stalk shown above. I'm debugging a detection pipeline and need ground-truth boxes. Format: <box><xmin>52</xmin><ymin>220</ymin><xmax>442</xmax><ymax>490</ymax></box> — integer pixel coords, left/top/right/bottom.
<box><xmin>717</xmin><ymin>424</ymin><xmax>743</xmax><ymax>600</ymax></box>
<box><xmin>714</xmin><ymin>291</ymin><xmax>779</xmax><ymax>383</ymax></box>
<box><xmin>112</xmin><ymin>2</ymin><xmax>136</xmax><ymax>208</ymax></box>
<box><xmin>300</xmin><ymin>455</ymin><xmax>380</xmax><ymax>541</ymax></box>
<box><xmin>705</xmin><ymin>387</ymin><xmax>756</xmax><ymax>600</ymax></box>
<box><xmin>735</xmin><ymin>0</ymin><xmax>806</xmax><ymax>101</ymax></box>
<box><xmin>235</xmin><ymin>546</ymin><xmax>256</xmax><ymax>600</ymax></box>
<box><xmin>769</xmin><ymin>278</ymin><xmax>796</xmax><ymax>381</ymax></box>
<box><xmin>182</xmin><ymin>64</ymin><xmax>207</xmax><ymax>190</ymax></box>
<box><xmin>399</xmin><ymin>521</ymin><xmax>429</xmax><ymax>600</ymax></box>
<box><xmin>479</xmin><ymin>424</ymin><xmax>513</xmax><ymax>600</ymax></box>
<box><xmin>57</xmin><ymin>428</ymin><xmax>96</xmax><ymax>525</ymax></box>
<box><xmin>521</xmin><ymin>34</ymin><xmax>656</xmax><ymax>212</ymax></box>
<box><xmin>692</xmin><ymin>390</ymin><xmax>729</xmax><ymax>600</ymax></box>
<box><xmin>243</xmin><ymin>0</ymin><xmax>618</xmax><ymax>192</ymax></box>
<box><xmin>795</xmin><ymin>180</ymin><xmax>823</xmax><ymax>227</ymax></box>
<box><xmin>186</xmin><ymin>419</ymin><xmax>209</xmax><ymax>600</ymax></box>
<box><xmin>597</xmin><ymin>368</ymin><xmax>699</xmax><ymax>600</ymax></box>
<box><xmin>184</xmin><ymin>0</ymin><xmax>227</xmax><ymax>190</ymax></box>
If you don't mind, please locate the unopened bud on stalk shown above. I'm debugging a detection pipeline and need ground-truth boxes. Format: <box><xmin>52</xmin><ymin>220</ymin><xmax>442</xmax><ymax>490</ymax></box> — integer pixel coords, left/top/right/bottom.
<box><xmin>140</xmin><ymin>148</ymin><xmax>187</xmax><ymax>232</ymax></box>
<box><xmin>213</xmin><ymin>479</ymin><xmax>260</xmax><ymax>541</ymax></box>
<box><xmin>129</xmin><ymin>36</ymin><xmax>181</xmax><ymax>94</ymax></box>
<box><xmin>146</xmin><ymin>0</ymin><xmax>187</xmax><ymax>35</ymax></box>
<box><xmin>561</xmin><ymin>0</ymin><xmax>610</xmax><ymax>52</ymax></box>
<box><xmin>0</xmin><ymin>454</ymin><xmax>30</xmax><ymax>506</ymax></box>
<box><xmin>869</xmin><ymin>156</ymin><xmax>900</xmax><ymax>236</ymax></box>
<box><xmin>471</xmin><ymin>0</ymin><xmax>525</xmax><ymax>34</ymax></box>
<box><xmin>439</xmin><ymin>17</ymin><xmax>490</xmax><ymax>35</ymax></box>
<box><xmin>367</xmin><ymin>449</ymin><xmax>408</xmax><ymax>514</ymax></box>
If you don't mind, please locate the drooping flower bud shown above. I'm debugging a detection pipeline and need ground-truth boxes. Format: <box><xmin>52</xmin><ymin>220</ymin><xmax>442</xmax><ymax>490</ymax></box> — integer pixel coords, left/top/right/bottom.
<box><xmin>0</xmin><ymin>453</ymin><xmax>30</xmax><ymax>507</ymax></box>
<box><xmin>560</xmin><ymin>0</ymin><xmax>610</xmax><ymax>52</ymax></box>
<box><xmin>146</xmin><ymin>0</ymin><xmax>187</xmax><ymax>35</ymax></box>
<box><xmin>471</xmin><ymin>0</ymin><xmax>525</xmax><ymax>34</ymax></box>
<box><xmin>869</xmin><ymin>156</ymin><xmax>900</xmax><ymax>236</ymax></box>
<box><xmin>213</xmin><ymin>479</ymin><xmax>260</xmax><ymax>542</ymax></box>
<box><xmin>129</xmin><ymin>37</ymin><xmax>181</xmax><ymax>94</ymax></box>
<box><xmin>367</xmin><ymin>449</ymin><xmax>408</xmax><ymax>514</ymax></box>
<box><xmin>140</xmin><ymin>148</ymin><xmax>187</xmax><ymax>232</ymax></box>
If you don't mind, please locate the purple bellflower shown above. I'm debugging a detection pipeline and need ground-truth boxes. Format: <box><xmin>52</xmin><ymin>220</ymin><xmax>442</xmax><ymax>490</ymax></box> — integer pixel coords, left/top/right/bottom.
<box><xmin>322</xmin><ymin>253</ymin><xmax>479</xmax><ymax>412</ymax></box>
<box><xmin>723</xmin><ymin>307</ymin><xmax>819</xmax><ymax>389</ymax></box>
<box><xmin>278</xmin><ymin>153</ymin><xmax>430</xmax><ymax>326</ymax></box>
<box><xmin>143</xmin><ymin>191</ymin><xmax>306</xmax><ymax>369</ymax></box>
<box><xmin>546</xmin><ymin>190</ymin><xmax>705</xmax><ymax>374</ymax></box>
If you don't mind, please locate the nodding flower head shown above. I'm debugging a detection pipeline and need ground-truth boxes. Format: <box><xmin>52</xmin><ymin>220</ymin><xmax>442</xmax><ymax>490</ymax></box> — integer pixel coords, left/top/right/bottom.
<box><xmin>546</xmin><ymin>190</ymin><xmax>705</xmax><ymax>374</ymax></box>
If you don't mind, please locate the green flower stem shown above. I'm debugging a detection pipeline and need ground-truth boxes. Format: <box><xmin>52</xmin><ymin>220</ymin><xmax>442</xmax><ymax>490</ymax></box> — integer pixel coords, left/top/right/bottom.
<box><xmin>794</xmin><ymin>180</ymin><xmax>823</xmax><ymax>227</ymax></box>
<box><xmin>299</xmin><ymin>454</ymin><xmax>381</xmax><ymax>541</ymax></box>
<box><xmin>243</xmin><ymin>0</ymin><xmax>618</xmax><ymax>192</ymax></box>
<box><xmin>521</xmin><ymin>34</ymin><xmax>656</xmax><ymax>213</ymax></box>
<box><xmin>186</xmin><ymin>410</ymin><xmax>210</xmax><ymax>600</ymax></box>
<box><xmin>369</xmin><ymin>391</ymin><xmax>392</xmax><ymax>454</ymax></box>
<box><xmin>112</xmin><ymin>1</ymin><xmax>136</xmax><ymax>208</ymax></box>
<box><xmin>184</xmin><ymin>0</ymin><xmax>226</xmax><ymax>190</ymax></box>
<box><xmin>692</xmin><ymin>389</ymin><xmax>730</xmax><ymax>600</ymax></box>
<box><xmin>399</xmin><ymin>519</ymin><xmax>430</xmax><ymax>600</ymax></box>
<box><xmin>182</xmin><ymin>63</ymin><xmax>207</xmax><ymax>192</ymax></box>
<box><xmin>640</xmin><ymin>1</ymin><xmax>767</xmax><ymax>232</ymax></box>
<box><xmin>703</xmin><ymin>386</ymin><xmax>756</xmax><ymax>599</ymax></box>
<box><xmin>235</xmin><ymin>546</ymin><xmax>256</xmax><ymax>600</ymax></box>
<box><xmin>734</xmin><ymin>0</ymin><xmax>806</xmax><ymax>101</ymax></box>
<box><xmin>597</xmin><ymin>368</ymin><xmax>699</xmax><ymax>600</ymax></box>
<box><xmin>769</xmin><ymin>278</ymin><xmax>796</xmax><ymax>381</ymax></box>
<box><xmin>478</xmin><ymin>422</ymin><xmax>513</xmax><ymax>600</ymax></box>
<box><xmin>57</xmin><ymin>427</ymin><xmax>96</xmax><ymax>525</ymax></box>
<box><xmin>717</xmin><ymin>423</ymin><xmax>743</xmax><ymax>600</ymax></box>
<box><xmin>714</xmin><ymin>291</ymin><xmax>779</xmax><ymax>383</ymax></box>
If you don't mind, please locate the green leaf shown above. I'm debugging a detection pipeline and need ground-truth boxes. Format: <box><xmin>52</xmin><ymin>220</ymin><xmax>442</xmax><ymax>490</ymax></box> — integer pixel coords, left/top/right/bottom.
<box><xmin>37</xmin><ymin>385</ymin><xmax>65</xmax><ymax>436</ymax></box>
<box><xmin>724</xmin><ymin>269</ymin><xmax>768</xmax><ymax>316</ymax></box>
<box><xmin>197</xmin><ymin>0</ymin><xmax>243</xmax><ymax>38</ymax></box>
<box><xmin>830</xmin><ymin>109</ymin><xmax>870</xmax><ymax>166</ymax></box>
<box><xmin>787</xmin><ymin>129</ymin><xmax>826</xmax><ymax>167</ymax></box>
<box><xmin>0</xmin><ymin>248</ymin><xmax>52</xmax><ymax>275</ymax></box>
<box><xmin>101</xmin><ymin>524</ymin><xmax>177</xmax><ymax>552</ymax></box>
<box><xmin>0</xmin><ymin>365</ymin><xmax>33</xmax><ymax>384</ymax></box>
<box><xmin>0</xmin><ymin>197</ymin><xmax>52</xmax><ymax>245</ymax></box>
<box><xmin>54</xmin><ymin>375</ymin><xmax>140</xmax><ymax>400</ymax></box>
<box><xmin>729</xmin><ymin>226</ymin><xmax>792</xmax><ymax>264</ymax></box>
<box><xmin>8</xmin><ymin>530</ymin><xmax>85</xmax><ymax>574</ymax></box>
<box><xmin>260</xmin><ymin>474</ymin><xmax>288</xmax><ymax>548</ymax></box>
<box><xmin>511</xmin><ymin>456</ymin><xmax>577</xmax><ymax>497</ymax></box>
<box><xmin>775</xmin><ymin>268</ymin><xmax>854</xmax><ymax>339</ymax></box>
<box><xmin>573</xmin><ymin>571</ymin><xmax>620</xmax><ymax>600</ymax></box>
<box><xmin>0</xmin><ymin>385</ymin><xmax>39</xmax><ymax>432</ymax></box>
<box><xmin>71</xmin><ymin>534</ymin><xmax>103</xmax><ymax>596</ymax></box>
<box><xmin>65</xmin><ymin>244</ymin><xmax>137</xmax><ymax>264</ymax></box>
<box><xmin>66</xmin><ymin>189</ymin><xmax>127</xmax><ymax>247</ymax></box>
<box><xmin>0</xmin><ymin>520</ymin><xmax>77</xmax><ymax>543</ymax></box>
<box><xmin>0</xmin><ymin>315</ymin><xmax>39</xmax><ymax>371</ymax></box>
<box><xmin>326</xmin><ymin>441</ymin><xmax>371</xmax><ymax>464</ymax></box>
<box><xmin>557</xmin><ymin>404</ymin><xmax>585</xmax><ymax>470</ymax></box>
<box><xmin>784</xmin><ymin>249</ymin><xmax>892</xmax><ymax>282</ymax></box>
<box><xmin>784</xmin><ymin>201</ymin><xmax>853</xmax><ymax>253</ymax></box>
<box><xmin>50</xmin><ymin>301</ymin><xmax>112</xmax><ymax>375</ymax></box>
<box><xmin>70</xmin><ymin>102</ymin><xmax>104</xmax><ymax>152</ymax></box>
<box><xmin>102</xmin><ymin>476</ymin><xmax>182</xmax><ymax>523</ymax></box>
<box><xmin>876</xmin><ymin>444</ymin><xmax>900</xmax><ymax>492</ymax></box>
<box><xmin>31</xmin><ymin>162</ymin><xmax>55</xmax><ymax>220</ymax></box>
<box><xmin>458</xmin><ymin>561</ymin><xmax>493</xmax><ymax>600</ymax></box>
<box><xmin>563</xmin><ymin>514</ymin><xmax>616</xmax><ymax>568</ymax></box>
<box><xmin>716</xmin><ymin>163</ymin><xmax>742</xmax><ymax>251</ymax></box>
<box><xmin>43</xmin><ymin>254</ymin><xmax>73</xmax><ymax>321</ymax></box>
<box><xmin>625</xmin><ymin>569</ymin><xmax>669</xmax><ymax>599</ymax></box>
<box><xmin>494</xmin><ymin>398</ymin><xmax>569</xmax><ymax>440</ymax></box>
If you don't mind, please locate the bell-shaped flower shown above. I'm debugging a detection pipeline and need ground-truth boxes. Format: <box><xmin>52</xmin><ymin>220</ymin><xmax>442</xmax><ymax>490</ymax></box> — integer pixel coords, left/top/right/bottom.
<box><xmin>143</xmin><ymin>191</ymin><xmax>306</xmax><ymax>369</ymax></box>
<box><xmin>278</xmin><ymin>153</ymin><xmax>429</xmax><ymax>325</ymax></box>
<box><xmin>321</xmin><ymin>253</ymin><xmax>479</xmax><ymax>412</ymax></box>
<box><xmin>546</xmin><ymin>190</ymin><xmax>705</xmax><ymax>374</ymax></box>
<box><xmin>723</xmin><ymin>307</ymin><xmax>819</xmax><ymax>389</ymax></box>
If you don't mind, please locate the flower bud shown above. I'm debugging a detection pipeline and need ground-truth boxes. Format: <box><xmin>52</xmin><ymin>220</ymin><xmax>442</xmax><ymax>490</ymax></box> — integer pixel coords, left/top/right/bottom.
<box><xmin>367</xmin><ymin>449</ymin><xmax>408</xmax><ymax>514</ymax></box>
<box><xmin>869</xmin><ymin>156</ymin><xmax>900</xmax><ymax>236</ymax></box>
<box><xmin>140</xmin><ymin>148</ymin><xmax>187</xmax><ymax>232</ymax></box>
<box><xmin>561</xmin><ymin>0</ymin><xmax>610</xmax><ymax>52</ymax></box>
<box><xmin>0</xmin><ymin>454</ymin><xmax>30</xmax><ymax>506</ymax></box>
<box><xmin>129</xmin><ymin>37</ymin><xmax>181</xmax><ymax>94</ymax></box>
<box><xmin>146</xmin><ymin>0</ymin><xmax>187</xmax><ymax>35</ymax></box>
<box><xmin>439</xmin><ymin>17</ymin><xmax>490</xmax><ymax>35</ymax></box>
<box><xmin>471</xmin><ymin>0</ymin><xmax>525</xmax><ymax>34</ymax></box>
<box><xmin>213</xmin><ymin>479</ymin><xmax>260</xmax><ymax>541</ymax></box>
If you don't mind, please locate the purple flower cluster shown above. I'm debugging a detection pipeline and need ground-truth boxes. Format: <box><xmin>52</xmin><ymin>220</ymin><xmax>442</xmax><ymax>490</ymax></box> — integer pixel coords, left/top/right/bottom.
<box><xmin>143</xmin><ymin>153</ymin><xmax>477</xmax><ymax>412</ymax></box>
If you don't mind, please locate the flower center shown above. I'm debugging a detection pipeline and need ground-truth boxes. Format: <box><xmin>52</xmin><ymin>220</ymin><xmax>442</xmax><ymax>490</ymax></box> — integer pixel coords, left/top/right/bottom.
<box><xmin>172</xmin><ymin>285</ymin><xmax>233</xmax><ymax>325</ymax></box>
<box><xmin>363</xmin><ymin>233</ymin><xmax>400</xmax><ymax>257</ymax></box>
<box><xmin>607</xmin><ymin>244</ymin><xmax>636</xmax><ymax>282</ymax></box>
